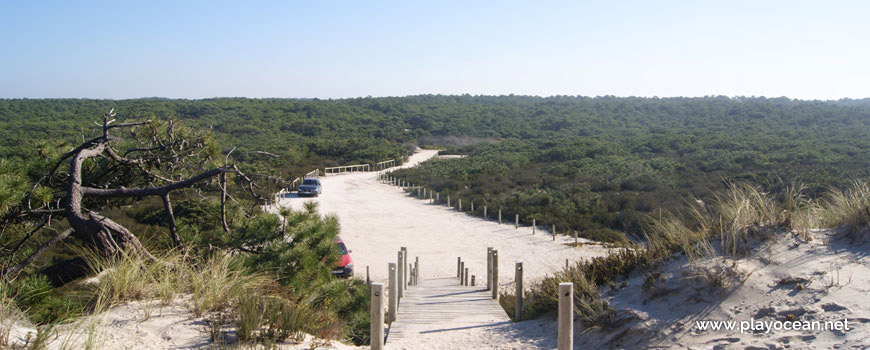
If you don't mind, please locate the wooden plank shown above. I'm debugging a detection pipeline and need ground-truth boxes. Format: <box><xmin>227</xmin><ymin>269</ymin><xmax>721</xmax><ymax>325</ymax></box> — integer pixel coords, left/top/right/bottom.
<box><xmin>386</xmin><ymin>277</ymin><xmax>510</xmax><ymax>348</ymax></box>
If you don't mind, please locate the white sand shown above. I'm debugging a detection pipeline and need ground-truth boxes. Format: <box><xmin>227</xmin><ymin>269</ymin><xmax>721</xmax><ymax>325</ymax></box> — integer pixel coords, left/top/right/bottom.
<box><xmin>375</xmin><ymin>228</ymin><xmax>870</xmax><ymax>349</ymax></box>
<box><xmin>4</xmin><ymin>298</ymin><xmax>366</xmax><ymax>349</ymax></box>
<box><xmin>270</xmin><ymin>149</ymin><xmax>609</xmax><ymax>349</ymax></box>
<box><xmin>275</xmin><ymin>149</ymin><xmax>609</xmax><ymax>288</ymax></box>
<box><xmin>575</xmin><ymin>229</ymin><xmax>870</xmax><ymax>349</ymax></box>
<box><xmin>272</xmin><ymin>149</ymin><xmax>870</xmax><ymax>348</ymax></box>
<box><xmin>10</xmin><ymin>149</ymin><xmax>866</xmax><ymax>349</ymax></box>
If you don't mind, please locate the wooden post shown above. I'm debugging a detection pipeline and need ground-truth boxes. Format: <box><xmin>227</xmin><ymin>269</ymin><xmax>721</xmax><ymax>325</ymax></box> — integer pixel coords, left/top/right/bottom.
<box><xmin>566</xmin><ymin>258</ymin><xmax>569</xmax><ymax>271</ymax></box>
<box><xmin>471</xmin><ymin>201</ymin><xmax>474</xmax><ymax>212</ymax></box>
<box><xmin>414</xmin><ymin>257</ymin><xmax>419</xmax><ymax>286</ymax></box>
<box><xmin>460</xmin><ymin>261</ymin><xmax>465</xmax><ymax>285</ymax></box>
<box><xmin>458</xmin><ymin>198</ymin><xmax>462</xmax><ymax>211</ymax></box>
<box><xmin>484</xmin><ymin>206</ymin><xmax>488</xmax><ymax>219</ymax></box>
<box><xmin>457</xmin><ymin>257</ymin><xmax>461</xmax><ymax>278</ymax></box>
<box><xmin>499</xmin><ymin>209</ymin><xmax>502</xmax><ymax>224</ymax></box>
<box><xmin>532</xmin><ymin>219</ymin><xmax>536</xmax><ymax>234</ymax></box>
<box><xmin>515</xmin><ymin>262</ymin><xmax>524</xmax><ymax>321</ymax></box>
<box><xmin>447</xmin><ymin>195</ymin><xmax>450</xmax><ymax>207</ymax></box>
<box><xmin>370</xmin><ymin>283</ymin><xmax>385</xmax><ymax>350</ymax></box>
<box><xmin>486</xmin><ymin>247</ymin><xmax>493</xmax><ymax>290</ymax></box>
<box><xmin>397</xmin><ymin>251</ymin><xmax>404</xmax><ymax>299</ymax></box>
<box><xmin>491</xmin><ymin>250</ymin><xmax>499</xmax><ymax>299</ymax></box>
<box><xmin>471</xmin><ymin>275</ymin><xmax>476</xmax><ymax>286</ymax></box>
<box><xmin>574</xmin><ymin>230</ymin><xmax>578</xmax><ymax>246</ymax></box>
<box><xmin>401</xmin><ymin>247</ymin><xmax>408</xmax><ymax>290</ymax></box>
<box><xmin>552</xmin><ymin>224</ymin><xmax>556</xmax><ymax>241</ymax></box>
<box><xmin>388</xmin><ymin>263</ymin><xmax>397</xmax><ymax>322</ymax></box>
<box><xmin>464</xmin><ymin>267</ymin><xmax>469</xmax><ymax>286</ymax></box>
<box><xmin>515</xmin><ymin>214</ymin><xmax>519</xmax><ymax>229</ymax></box>
<box><xmin>558</xmin><ymin>283</ymin><xmax>574</xmax><ymax>350</ymax></box>
<box><xmin>366</xmin><ymin>266</ymin><xmax>370</xmax><ymax>287</ymax></box>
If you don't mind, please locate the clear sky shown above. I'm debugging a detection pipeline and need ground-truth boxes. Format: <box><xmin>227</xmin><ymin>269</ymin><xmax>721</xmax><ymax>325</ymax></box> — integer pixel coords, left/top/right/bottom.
<box><xmin>1</xmin><ymin>1</ymin><xmax>868</xmax><ymax>100</ymax></box>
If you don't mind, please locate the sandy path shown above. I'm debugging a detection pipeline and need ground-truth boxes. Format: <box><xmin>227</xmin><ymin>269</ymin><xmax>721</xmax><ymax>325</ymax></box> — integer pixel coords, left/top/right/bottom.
<box><xmin>275</xmin><ymin>150</ymin><xmax>608</xmax><ymax>288</ymax></box>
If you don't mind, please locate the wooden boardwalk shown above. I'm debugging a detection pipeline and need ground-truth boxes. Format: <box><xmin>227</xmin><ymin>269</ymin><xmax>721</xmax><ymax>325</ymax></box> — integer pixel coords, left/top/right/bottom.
<box><xmin>385</xmin><ymin>277</ymin><xmax>511</xmax><ymax>349</ymax></box>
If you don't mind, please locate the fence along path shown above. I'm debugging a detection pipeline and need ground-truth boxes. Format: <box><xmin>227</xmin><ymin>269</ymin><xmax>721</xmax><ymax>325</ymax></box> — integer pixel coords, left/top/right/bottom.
<box><xmin>385</xmin><ymin>276</ymin><xmax>510</xmax><ymax>349</ymax></box>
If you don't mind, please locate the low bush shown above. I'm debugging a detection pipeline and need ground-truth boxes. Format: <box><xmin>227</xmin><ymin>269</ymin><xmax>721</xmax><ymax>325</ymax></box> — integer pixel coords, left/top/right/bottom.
<box><xmin>5</xmin><ymin>274</ymin><xmax>85</xmax><ymax>324</ymax></box>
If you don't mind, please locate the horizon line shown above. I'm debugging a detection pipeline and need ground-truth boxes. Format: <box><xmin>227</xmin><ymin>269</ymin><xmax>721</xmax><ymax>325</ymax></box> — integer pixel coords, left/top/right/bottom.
<box><xmin>1</xmin><ymin>94</ymin><xmax>868</xmax><ymax>102</ymax></box>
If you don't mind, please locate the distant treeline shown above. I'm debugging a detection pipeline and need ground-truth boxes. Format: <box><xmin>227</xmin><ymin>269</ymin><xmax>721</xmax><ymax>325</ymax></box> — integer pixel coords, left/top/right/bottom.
<box><xmin>3</xmin><ymin>96</ymin><xmax>870</xmax><ymax>242</ymax></box>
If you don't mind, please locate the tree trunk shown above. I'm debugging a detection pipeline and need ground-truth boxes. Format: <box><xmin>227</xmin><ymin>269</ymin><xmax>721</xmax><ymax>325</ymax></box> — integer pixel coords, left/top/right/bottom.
<box><xmin>162</xmin><ymin>193</ymin><xmax>181</xmax><ymax>247</ymax></box>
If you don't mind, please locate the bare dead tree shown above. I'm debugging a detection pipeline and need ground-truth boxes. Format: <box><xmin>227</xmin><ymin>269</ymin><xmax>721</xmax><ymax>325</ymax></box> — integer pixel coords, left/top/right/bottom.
<box><xmin>2</xmin><ymin>109</ymin><xmax>262</xmax><ymax>283</ymax></box>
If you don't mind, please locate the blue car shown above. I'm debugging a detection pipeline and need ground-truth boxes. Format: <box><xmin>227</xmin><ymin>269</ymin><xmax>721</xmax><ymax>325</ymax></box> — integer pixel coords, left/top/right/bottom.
<box><xmin>297</xmin><ymin>178</ymin><xmax>322</xmax><ymax>197</ymax></box>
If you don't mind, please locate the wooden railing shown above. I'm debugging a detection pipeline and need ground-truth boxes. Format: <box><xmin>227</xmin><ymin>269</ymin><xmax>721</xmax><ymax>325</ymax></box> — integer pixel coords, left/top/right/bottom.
<box><xmin>324</xmin><ymin>163</ymin><xmax>370</xmax><ymax>175</ymax></box>
<box><xmin>370</xmin><ymin>246</ymin><xmax>419</xmax><ymax>350</ymax></box>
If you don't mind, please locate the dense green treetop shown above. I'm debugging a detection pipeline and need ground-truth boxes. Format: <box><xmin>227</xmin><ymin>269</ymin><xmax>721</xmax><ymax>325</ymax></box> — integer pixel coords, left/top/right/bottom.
<box><xmin>2</xmin><ymin>95</ymin><xmax>869</xmax><ymax>241</ymax></box>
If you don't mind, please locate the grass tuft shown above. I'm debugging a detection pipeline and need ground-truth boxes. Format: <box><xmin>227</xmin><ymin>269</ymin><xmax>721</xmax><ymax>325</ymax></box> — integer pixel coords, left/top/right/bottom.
<box><xmin>189</xmin><ymin>253</ymin><xmax>269</xmax><ymax>317</ymax></box>
<box><xmin>509</xmin><ymin>180</ymin><xmax>831</xmax><ymax>325</ymax></box>
<box><xmin>819</xmin><ymin>180</ymin><xmax>870</xmax><ymax>240</ymax></box>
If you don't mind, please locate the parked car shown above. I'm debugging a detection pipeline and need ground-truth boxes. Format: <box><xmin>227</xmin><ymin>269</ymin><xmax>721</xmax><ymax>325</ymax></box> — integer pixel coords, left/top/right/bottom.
<box><xmin>297</xmin><ymin>178</ymin><xmax>322</xmax><ymax>197</ymax></box>
<box><xmin>332</xmin><ymin>237</ymin><xmax>353</xmax><ymax>278</ymax></box>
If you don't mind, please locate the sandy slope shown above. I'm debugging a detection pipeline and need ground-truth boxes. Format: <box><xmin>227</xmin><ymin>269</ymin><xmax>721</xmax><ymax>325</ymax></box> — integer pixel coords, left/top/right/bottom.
<box><xmin>274</xmin><ymin>150</ymin><xmax>609</xmax><ymax>287</ymax></box>
<box><xmin>386</xmin><ymin>229</ymin><xmax>870</xmax><ymax>350</ymax></box>
<box><xmin>575</xmin><ymin>229</ymin><xmax>870</xmax><ymax>349</ymax></box>
<box><xmin>4</xmin><ymin>298</ymin><xmax>366</xmax><ymax>349</ymax></box>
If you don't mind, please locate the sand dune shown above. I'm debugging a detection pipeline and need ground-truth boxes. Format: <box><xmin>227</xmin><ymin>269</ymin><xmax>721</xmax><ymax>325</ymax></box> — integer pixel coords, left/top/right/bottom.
<box><xmin>8</xmin><ymin>150</ymin><xmax>867</xmax><ymax>349</ymax></box>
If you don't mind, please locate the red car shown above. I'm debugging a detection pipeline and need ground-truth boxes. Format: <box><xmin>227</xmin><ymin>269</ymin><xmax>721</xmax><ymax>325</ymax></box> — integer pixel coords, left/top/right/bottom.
<box><xmin>332</xmin><ymin>237</ymin><xmax>354</xmax><ymax>278</ymax></box>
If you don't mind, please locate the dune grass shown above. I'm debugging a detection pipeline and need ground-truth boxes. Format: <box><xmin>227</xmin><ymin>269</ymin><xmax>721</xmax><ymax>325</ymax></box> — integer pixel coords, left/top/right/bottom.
<box><xmin>79</xmin><ymin>247</ymin><xmax>277</xmax><ymax>317</ymax></box>
<box><xmin>74</xmin><ymin>247</ymin><xmax>345</xmax><ymax>347</ymax></box>
<box><xmin>503</xmin><ymin>246</ymin><xmax>654</xmax><ymax>326</ymax></box>
<box><xmin>188</xmin><ymin>254</ymin><xmax>270</xmax><ymax>317</ymax></box>
<box><xmin>507</xmin><ymin>180</ymin><xmax>852</xmax><ymax>326</ymax></box>
<box><xmin>819</xmin><ymin>180</ymin><xmax>870</xmax><ymax>240</ymax></box>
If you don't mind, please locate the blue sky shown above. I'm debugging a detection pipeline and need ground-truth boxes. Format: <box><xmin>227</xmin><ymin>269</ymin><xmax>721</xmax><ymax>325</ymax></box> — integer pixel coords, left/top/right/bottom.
<box><xmin>1</xmin><ymin>1</ymin><xmax>868</xmax><ymax>99</ymax></box>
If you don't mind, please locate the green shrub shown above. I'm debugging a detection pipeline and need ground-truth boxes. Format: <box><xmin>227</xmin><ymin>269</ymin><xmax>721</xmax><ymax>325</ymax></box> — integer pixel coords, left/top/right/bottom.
<box><xmin>8</xmin><ymin>274</ymin><xmax>85</xmax><ymax>324</ymax></box>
